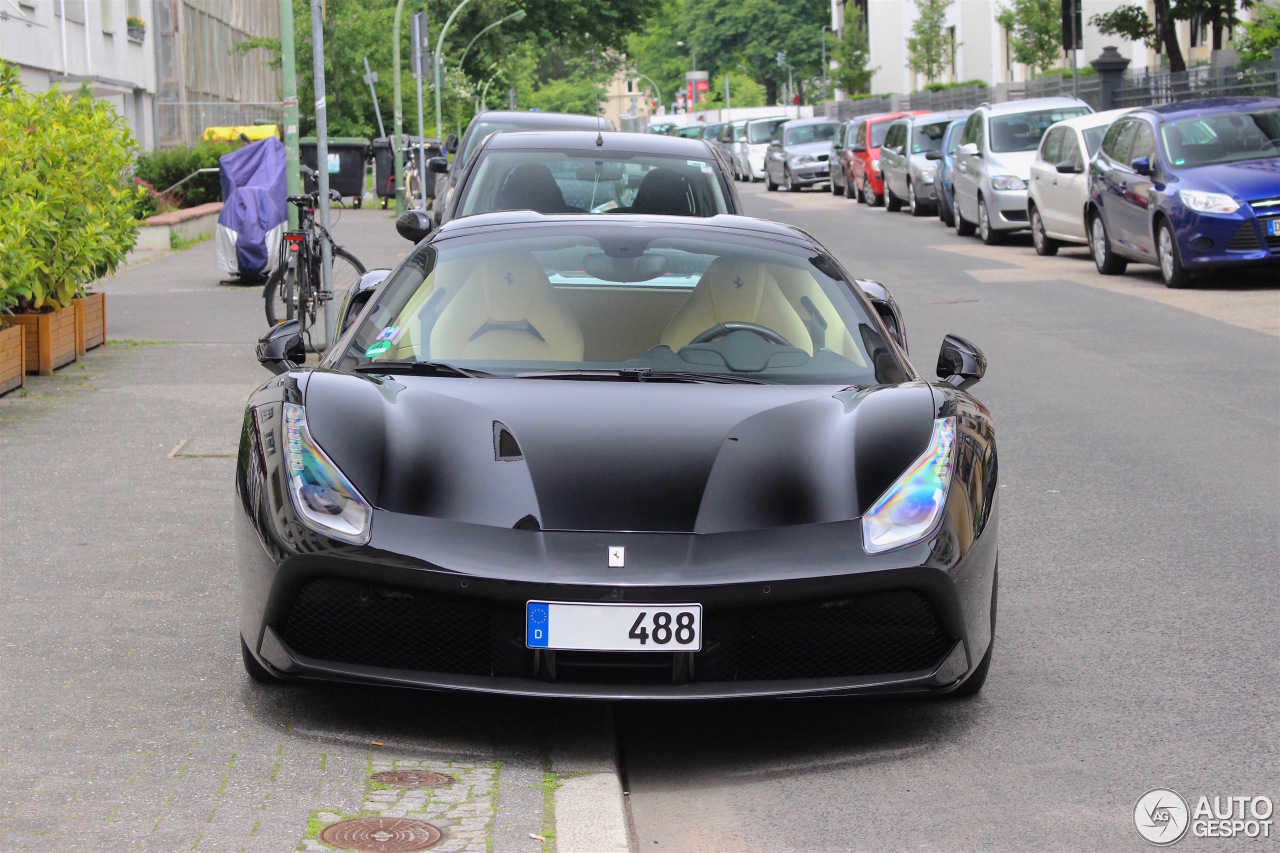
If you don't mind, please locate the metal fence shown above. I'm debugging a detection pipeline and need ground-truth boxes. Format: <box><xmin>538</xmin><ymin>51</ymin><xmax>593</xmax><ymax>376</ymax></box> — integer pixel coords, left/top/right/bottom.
<box><xmin>1114</xmin><ymin>60</ymin><xmax>1280</xmax><ymax>108</ymax></box>
<box><xmin>156</xmin><ymin>101</ymin><xmax>286</xmax><ymax>147</ymax></box>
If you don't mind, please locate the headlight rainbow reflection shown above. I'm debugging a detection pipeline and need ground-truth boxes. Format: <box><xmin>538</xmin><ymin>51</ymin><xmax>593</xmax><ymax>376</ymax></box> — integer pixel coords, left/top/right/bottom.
<box><xmin>862</xmin><ymin>417</ymin><xmax>956</xmax><ymax>554</ymax></box>
<box><xmin>283</xmin><ymin>402</ymin><xmax>372</xmax><ymax>544</ymax></box>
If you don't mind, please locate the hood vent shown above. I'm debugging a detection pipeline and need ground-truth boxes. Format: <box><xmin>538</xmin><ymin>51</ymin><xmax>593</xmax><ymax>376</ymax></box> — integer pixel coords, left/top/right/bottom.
<box><xmin>494</xmin><ymin>421</ymin><xmax>523</xmax><ymax>461</ymax></box>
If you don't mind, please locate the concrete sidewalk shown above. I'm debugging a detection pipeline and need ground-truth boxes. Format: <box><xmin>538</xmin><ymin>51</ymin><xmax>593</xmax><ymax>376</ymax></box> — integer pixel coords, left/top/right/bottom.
<box><xmin>0</xmin><ymin>208</ymin><xmax>628</xmax><ymax>852</ymax></box>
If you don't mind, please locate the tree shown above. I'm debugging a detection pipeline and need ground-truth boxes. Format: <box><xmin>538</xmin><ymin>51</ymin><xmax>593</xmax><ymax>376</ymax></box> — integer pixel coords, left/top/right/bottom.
<box><xmin>907</xmin><ymin>0</ymin><xmax>953</xmax><ymax>85</ymax></box>
<box><xmin>996</xmin><ymin>0</ymin><xmax>1062</xmax><ymax>75</ymax></box>
<box><xmin>1237</xmin><ymin>1</ymin><xmax>1280</xmax><ymax>63</ymax></box>
<box><xmin>1087</xmin><ymin>0</ymin><xmax>1252</xmax><ymax>71</ymax></box>
<box><xmin>833</xmin><ymin>11</ymin><xmax>877</xmax><ymax>94</ymax></box>
<box><xmin>710</xmin><ymin>70</ymin><xmax>766</xmax><ymax>108</ymax></box>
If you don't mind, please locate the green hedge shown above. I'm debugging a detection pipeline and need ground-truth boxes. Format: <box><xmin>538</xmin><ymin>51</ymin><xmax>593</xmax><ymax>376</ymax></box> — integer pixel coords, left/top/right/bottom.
<box><xmin>0</xmin><ymin>63</ymin><xmax>140</xmax><ymax>314</ymax></box>
<box><xmin>133</xmin><ymin>141</ymin><xmax>237</xmax><ymax>209</ymax></box>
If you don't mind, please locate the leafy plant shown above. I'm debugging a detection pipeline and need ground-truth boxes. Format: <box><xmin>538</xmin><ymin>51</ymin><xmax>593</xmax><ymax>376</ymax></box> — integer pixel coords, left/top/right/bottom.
<box><xmin>133</xmin><ymin>141</ymin><xmax>234</xmax><ymax>208</ymax></box>
<box><xmin>834</xmin><ymin>12</ymin><xmax>877</xmax><ymax>95</ymax></box>
<box><xmin>0</xmin><ymin>64</ymin><xmax>141</xmax><ymax>313</ymax></box>
<box><xmin>907</xmin><ymin>0</ymin><xmax>955</xmax><ymax>84</ymax></box>
<box><xmin>996</xmin><ymin>0</ymin><xmax>1063</xmax><ymax>75</ymax></box>
<box><xmin>1237</xmin><ymin>2</ymin><xmax>1280</xmax><ymax>63</ymax></box>
<box><xmin>127</xmin><ymin>14</ymin><xmax>146</xmax><ymax>32</ymax></box>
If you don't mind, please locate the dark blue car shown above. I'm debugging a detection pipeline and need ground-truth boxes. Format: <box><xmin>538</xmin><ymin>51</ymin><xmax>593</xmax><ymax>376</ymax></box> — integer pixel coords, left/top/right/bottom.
<box><xmin>1086</xmin><ymin>97</ymin><xmax>1280</xmax><ymax>288</ymax></box>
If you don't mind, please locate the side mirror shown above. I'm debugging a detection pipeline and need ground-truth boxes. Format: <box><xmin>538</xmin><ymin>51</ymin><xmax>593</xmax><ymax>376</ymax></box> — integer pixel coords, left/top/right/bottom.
<box><xmin>426</xmin><ymin>155</ymin><xmax>449</xmax><ymax>174</ymax></box>
<box><xmin>395</xmin><ymin>209</ymin><xmax>435</xmax><ymax>243</ymax></box>
<box><xmin>1130</xmin><ymin>156</ymin><xmax>1152</xmax><ymax>176</ymax></box>
<box><xmin>1054</xmin><ymin>160</ymin><xmax>1082</xmax><ymax>174</ymax></box>
<box><xmin>925</xmin><ymin>149</ymin><xmax>942</xmax><ymax>161</ymax></box>
<box><xmin>257</xmin><ymin>319</ymin><xmax>305</xmax><ymax>375</ymax></box>
<box><xmin>444</xmin><ymin>133</ymin><xmax>458</xmax><ymax>154</ymax></box>
<box><xmin>857</xmin><ymin>279</ymin><xmax>908</xmax><ymax>354</ymax></box>
<box><xmin>851</xmin><ymin>143</ymin><xmax>866</xmax><ymax>153</ymax></box>
<box><xmin>936</xmin><ymin>334</ymin><xmax>986</xmax><ymax>390</ymax></box>
<box><xmin>959</xmin><ymin>142</ymin><xmax>979</xmax><ymax>156</ymax></box>
<box><xmin>337</xmin><ymin>269</ymin><xmax>391</xmax><ymax>336</ymax></box>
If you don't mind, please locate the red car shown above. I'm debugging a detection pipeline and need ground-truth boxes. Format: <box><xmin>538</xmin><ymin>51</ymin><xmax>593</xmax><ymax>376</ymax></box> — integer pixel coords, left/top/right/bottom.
<box><xmin>847</xmin><ymin>111</ymin><xmax>927</xmax><ymax>206</ymax></box>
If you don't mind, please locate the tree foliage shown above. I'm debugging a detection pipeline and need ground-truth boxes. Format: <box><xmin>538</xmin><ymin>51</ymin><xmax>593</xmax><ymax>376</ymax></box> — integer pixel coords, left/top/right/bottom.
<box><xmin>907</xmin><ymin>0</ymin><xmax>954</xmax><ymax>84</ymax></box>
<box><xmin>1237</xmin><ymin>1</ymin><xmax>1280</xmax><ymax>63</ymax></box>
<box><xmin>833</xmin><ymin>12</ymin><xmax>877</xmax><ymax>94</ymax></box>
<box><xmin>996</xmin><ymin>0</ymin><xmax>1062</xmax><ymax>74</ymax></box>
<box><xmin>1086</xmin><ymin>0</ymin><xmax>1255</xmax><ymax>72</ymax></box>
<box><xmin>0</xmin><ymin>64</ymin><xmax>139</xmax><ymax>314</ymax></box>
<box><xmin>710</xmin><ymin>70</ymin><xmax>767</xmax><ymax>108</ymax></box>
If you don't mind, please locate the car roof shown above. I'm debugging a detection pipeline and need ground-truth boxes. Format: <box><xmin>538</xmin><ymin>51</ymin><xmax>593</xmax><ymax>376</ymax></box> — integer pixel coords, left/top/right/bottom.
<box><xmin>781</xmin><ymin>117</ymin><xmax>840</xmax><ymax>127</ymax></box>
<box><xmin>909</xmin><ymin>109</ymin><xmax>972</xmax><ymax>124</ymax></box>
<box><xmin>1049</xmin><ymin>107</ymin><xmax>1135</xmax><ymax>132</ymax></box>
<box><xmin>467</xmin><ymin>110</ymin><xmax>611</xmax><ymax>130</ymax></box>
<box><xmin>981</xmin><ymin>97</ymin><xmax>1091</xmax><ymax>116</ymax></box>
<box><xmin>433</xmin><ymin>210</ymin><xmax>818</xmax><ymax>248</ymax></box>
<box><xmin>746</xmin><ymin>115</ymin><xmax>788</xmax><ymax>125</ymax></box>
<box><xmin>1142</xmin><ymin>95</ymin><xmax>1280</xmax><ymax>118</ymax></box>
<box><xmin>478</xmin><ymin>130</ymin><xmax>717</xmax><ymax>157</ymax></box>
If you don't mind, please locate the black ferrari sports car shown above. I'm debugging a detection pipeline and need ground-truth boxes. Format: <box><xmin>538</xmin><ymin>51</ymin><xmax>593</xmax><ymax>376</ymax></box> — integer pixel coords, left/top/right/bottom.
<box><xmin>238</xmin><ymin>211</ymin><xmax>998</xmax><ymax>699</ymax></box>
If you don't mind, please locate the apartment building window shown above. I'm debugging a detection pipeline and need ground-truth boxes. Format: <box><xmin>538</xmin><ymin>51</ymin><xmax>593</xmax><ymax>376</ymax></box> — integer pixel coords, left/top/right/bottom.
<box><xmin>56</xmin><ymin>1</ymin><xmax>85</xmax><ymax>23</ymax></box>
<box><xmin>127</xmin><ymin>0</ymin><xmax>142</xmax><ymax>20</ymax></box>
<box><xmin>948</xmin><ymin>25</ymin><xmax>957</xmax><ymax>83</ymax></box>
<box><xmin>102</xmin><ymin>0</ymin><xmax>114</xmax><ymax>33</ymax></box>
<box><xmin>627</xmin><ymin>80</ymin><xmax>634</xmax><ymax>93</ymax></box>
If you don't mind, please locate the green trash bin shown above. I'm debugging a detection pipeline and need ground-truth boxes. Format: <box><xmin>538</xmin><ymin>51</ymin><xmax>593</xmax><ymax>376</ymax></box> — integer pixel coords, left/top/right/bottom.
<box><xmin>299</xmin><ymin>137</ymin><xmax>370</xmax><ymax>207</ymax></box>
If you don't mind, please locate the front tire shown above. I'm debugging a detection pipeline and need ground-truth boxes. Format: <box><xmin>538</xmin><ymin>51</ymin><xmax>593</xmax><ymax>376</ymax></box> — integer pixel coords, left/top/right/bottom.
<box><xmin>263</xmin><ymin>263</ymin><xmax>297</xmax><ymax>326</ymax></box>
<box><xmin>978</xmin><ymin>197</ymin><xmax>1003</xmax><ymax>245</ymax></box>
<box><xmin>832</xmin><ymin>173</ymin><xmax>845</xmax><ymax>196</ymax></box>
<box><xmin>885</xmin><ymin>182</ymin><xmax>902</xmax><ymax>212</ymax></box>
<box><xmin>765</xmin><ymin>168</ymin><xmax>778</xmax><ymax>191</ymax></box>
<box><xmin>1090</xmin><ymin>211</ymin><xmax>1127</xmax><ymax>275</ymax></box>
<box><xmin>1158</xmin><ymin>220</ymin><xmax>1191</xmax><ymax>288</ymax></box>
<box><xmin>862</xmin><ymin>177</ymin><xmax>881</xmax><ymax>207</ymax></box>
<box><xmin>909</xmin><ymin>180</ymin><xmax>927</xmax><ymax>217</ymax></box>
<box><xmin>954</xmin><ymin>199</ymin><xmax>976</xmax><ymax>236</ymax></box>
<box><xmin>1031</xmin><ymin>206</ymin><xmax>1059</xmax><ymax>256</ymax></box>
<box><xmin>784</xmin><ymin>167</ymin><xmax>800</xmax><ymax>192</ymax></box>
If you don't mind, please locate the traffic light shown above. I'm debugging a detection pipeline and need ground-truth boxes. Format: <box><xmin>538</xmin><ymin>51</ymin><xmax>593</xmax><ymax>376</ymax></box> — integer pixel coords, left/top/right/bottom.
<box><xmin>792</xmin><ymin>94</ymin><xmax>800</xmax><ymax>105</ymax></box>
<box><xmin>776</xmin><ymin>51</ymin><xmax>786</xmax><ymax>67</ymax></box>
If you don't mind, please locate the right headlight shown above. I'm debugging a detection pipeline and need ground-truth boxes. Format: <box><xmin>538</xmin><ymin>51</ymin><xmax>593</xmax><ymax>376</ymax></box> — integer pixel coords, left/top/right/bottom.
<box><xmin>871</xmin><ymin>158</ymin><xmax>880</xmax><ymax>174</ymax></box>
<box><xmin>1178</xmin><ymin>190</ymin><xmax>1239</xmax><ymax>214</ymax></box>
<box><xmin>793</xmin><ymin>154</ymin><xmax>816</xmax><ymax>166</ymax></box>
<box><xmin>282</xmin><ymin>402</ymin><xmax>372</xmax><ymax>545</ymax></box>
<box><xmin>990</xmin><ymin>175</ymin><xmax>1027</xmax><ymax>191</ymax></box>
<box><xmin>862</xmin><ymin>417</ymin><xmax>956</xmax><ymax>555</ymax></box>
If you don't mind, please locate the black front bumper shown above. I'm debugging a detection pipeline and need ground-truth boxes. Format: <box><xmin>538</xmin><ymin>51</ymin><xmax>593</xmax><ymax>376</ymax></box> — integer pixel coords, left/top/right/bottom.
<box><xmin>237</xmin><ymin>509</ymin><xmax>998</xmax><ymax>699</ymax></box>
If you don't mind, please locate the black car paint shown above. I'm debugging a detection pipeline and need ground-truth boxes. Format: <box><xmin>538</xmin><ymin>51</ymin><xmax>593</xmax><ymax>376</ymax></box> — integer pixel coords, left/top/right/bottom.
<box><xmin>236</xmin><ymin>214</ymin><xmax>998</xmax><ymax>699</ymax></box>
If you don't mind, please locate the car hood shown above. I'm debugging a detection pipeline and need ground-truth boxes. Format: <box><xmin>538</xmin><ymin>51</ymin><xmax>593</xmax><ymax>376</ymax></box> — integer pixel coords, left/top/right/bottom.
<box><xmin>986</xmin><ymin>150</ymin><xmax>1038</xmax><ymax>180</ymax></box>
<box><xmin>304</xmin><ymin>371</ymin><xmax>936</xmax><ymax>534</ymax></box>
<box><xmin>1176</xmin><ymin>157</ymin><xmax>1280</xmax><ymax>201</ymax></box>
<box><xmin>786</xmin><ymin>141</ymin><xmax>833</xmax><ymax>158</ymax></box>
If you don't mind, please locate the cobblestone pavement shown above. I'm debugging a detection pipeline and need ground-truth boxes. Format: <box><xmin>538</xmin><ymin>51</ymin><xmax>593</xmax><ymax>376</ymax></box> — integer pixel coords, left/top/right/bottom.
<box><xmin>0</xmin><ymin>210</ymin><xmax>615</xmax><ymax>852</ymax></box>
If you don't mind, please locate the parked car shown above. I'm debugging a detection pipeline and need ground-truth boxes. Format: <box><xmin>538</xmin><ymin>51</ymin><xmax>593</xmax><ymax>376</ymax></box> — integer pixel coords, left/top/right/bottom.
<box><xmin>1026</xmin><ymin>109</ymin><xmax>1133</xmax><ymax>256</ymax></box>
<box><xmin>1086</xmin><ymin>97</ymin><xmax>1280</xmax><ymax>288</ymax></box>
<box><xmin>702</xmin><ymin>122</ymin><xmax>727</xmax><ymax>145</ymax></box>
<box><xmin>717</xmin><ymin>120</ymin><xmax>748</xmax><ymax>180</ymax></box>
<box><xmin>928</xmin><ymin>116</ymin><xmax>972</xmax><ymax>227</ymax></box>
<box><xmin>742</xmin><ymin>116</ymin><xmax>790</xmax><ymax>181</ymax></box>
<box><xmin>675</xmin><ymin>124</ymin><xmax>706</xmax><ymax>139</ymax></box>
<box><xmin>764</xmin><ymin>117</ymin><xmax>840</xmax><ymax>192</ymax></box>
<box><xmin>829</xmin><ymin>119</ymin><xmax>855</xmax><ymax>196</ymax></box>
<box><xmin>647</xmin><ymin>121</ymin><xmax>679</xmax><ymax>135</ymax></box>
<box><xmin>433</xmin><ymin>131</ymin><xmax>741</xmax><ymax>224</ymax></box>
<box><xmin>848</xmin><ymin>111</ymin><xmax>927</xmax><ymax>206</ymax></box>
<box><xmin>243</xmin><ymin>212</ymin><xmax>998</xmax><ymax>699</ymax></box>
<box><xmin>433</xmin><ymin>110</ymin><xmax>613</xmax><ymax>223</ymax></box>
<box><xmin>880</xmin><ymin>110</ymin><xmax>970</xmax><ymax>216</ymax></box>
<box><xmin>952</xmin><ymin>98</ymin><xmax>1093</xmax><ymax>244</ymax></box>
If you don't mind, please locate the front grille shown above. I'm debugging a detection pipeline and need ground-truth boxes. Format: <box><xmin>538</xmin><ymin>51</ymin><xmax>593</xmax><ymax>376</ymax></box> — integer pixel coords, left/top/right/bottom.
<box><xmin>279</xmin><ymin>582</ymin><xmax>952</xmax><ymax>686</ymax></box>
<box><xmin>1227</xmin><ymin>224</ymin><xmax>1261</xmax><ymax>251</ymax></box>
<box><xmin>1249</xmin><ymin>196</ymin><xmax>1280</xmax><ymax>212</ymax></box>
<box><xmin>696</xmin><ymin>591</ymin><xmax>950</xmax><ymax>681</ymax></box>
<box><xmin>282</xmin><ymin>579</ymin><xmax>528</xmax><ymax>677</ymax></box>
<box><xmin>1268</xmin><ymin>233</ymin><xmax>1280</xmax><ymax>251</ymax></box>
<box><xmin>817</xmin><ymin>154</ymin><xmax>830</xmax><ymax>162</ymax></box>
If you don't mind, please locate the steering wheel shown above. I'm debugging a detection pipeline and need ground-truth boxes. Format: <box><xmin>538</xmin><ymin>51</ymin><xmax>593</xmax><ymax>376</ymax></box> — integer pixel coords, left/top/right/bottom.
<box><xmin>688</xmin><ymin>322</ymin><xmax>791</xmax><ymax>347</ymax></box>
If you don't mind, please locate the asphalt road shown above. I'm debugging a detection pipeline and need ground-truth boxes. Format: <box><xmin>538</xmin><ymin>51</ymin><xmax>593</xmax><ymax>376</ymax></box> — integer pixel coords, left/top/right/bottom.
<box><xmin>617</xmin><ymin>183</ymin><xmax>1280</xmax><ymax>850</ymax></box>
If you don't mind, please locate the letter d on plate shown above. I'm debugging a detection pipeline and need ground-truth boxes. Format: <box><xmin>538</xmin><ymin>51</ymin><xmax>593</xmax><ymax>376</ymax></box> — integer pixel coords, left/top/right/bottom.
<box><xmin>527</xmin><ymin>602</ymin><xmax>549</xmax><ymax>648</ymax></box>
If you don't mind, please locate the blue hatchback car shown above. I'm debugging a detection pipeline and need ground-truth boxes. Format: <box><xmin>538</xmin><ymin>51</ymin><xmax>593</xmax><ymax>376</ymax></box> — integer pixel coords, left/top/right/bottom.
<box><xmin>928</xmin><ymin>116</ymin><xmax>970</xmax><ymax>228</ymax></box>
<box><xmin>1086</xmin><ymin>97</ymin><xmax>1280</xmax><ymax>287</ymax></box>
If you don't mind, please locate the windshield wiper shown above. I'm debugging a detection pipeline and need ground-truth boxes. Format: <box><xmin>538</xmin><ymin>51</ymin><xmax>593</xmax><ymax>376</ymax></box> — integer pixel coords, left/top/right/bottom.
<box><xmin>354</xmin><ymin>360</ymin><xmax>493</xmax><ymax>378</ymax></box>
<box><xmin>514</xmin><ymin>368</ymin><xmax>770</xmax><ymax>384</ymax></box>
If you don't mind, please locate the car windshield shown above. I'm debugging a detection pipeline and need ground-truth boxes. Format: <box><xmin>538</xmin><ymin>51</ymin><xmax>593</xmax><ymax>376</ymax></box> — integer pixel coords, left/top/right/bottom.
<box><xmin>733</xmin><ymin>124</ymin><xmax>747</xmax><ymax>140</ymax></box>
<box><xmin>457</xmin><ymin>150</ymin><xmax>729</xmax><ymax>217</ymax></box>
<box><xmin>458</xmin><ymin>122</ymin><xmax>525</xmax><ymax>169</ymax></box>
<box><xmin>340</xmin><ymin>225</ymin><xmax>904</xmax><ymax>387</ymax></box>
<box><xmin>1160</xmin><ymin>109</ymin><xmax>1280</xmax><ymax>167</ymax></box>
<box><xmin>869</xmin><ymin>122</ymin><xmax>892</xmax><ymax>148</ymax></box>
<box><xmin>990</xmin><ymin>108</ymin><xmax>1091</xmax><ymax>152</ymax></box>
<box><xmin>784</xmin><ymin>123</ymin><xmax>838</xmax><ymax>146</ymax></box>
<box><xmin>749</xmin><ymin>119</ymin><xmax>786</xmax><ymax>143</ymax></box>
<box><xmin>1082</xmin><ymin>126</ymin><xmax>1108</xmax><ymax>156</ymax></box>
<box><xmin>912</xmin><ymin>120</ymin><xmax>950</xmax><ymax>154</ymax></box>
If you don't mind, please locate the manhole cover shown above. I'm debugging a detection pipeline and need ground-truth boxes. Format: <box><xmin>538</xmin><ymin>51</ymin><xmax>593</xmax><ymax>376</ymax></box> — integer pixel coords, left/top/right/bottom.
<box><xmin>319</xmin><ymin>817</ymin><xmax>442</xmax><ymax>852</ymax></box>
<box><xmin>371</xmin><ymin>770</ymin><xmax>456</xmax><ymax>788</ymax></box>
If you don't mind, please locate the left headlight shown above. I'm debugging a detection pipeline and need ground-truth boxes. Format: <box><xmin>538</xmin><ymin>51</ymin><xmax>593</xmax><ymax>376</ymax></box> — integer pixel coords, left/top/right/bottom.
<box><xmin>1178</xmin><ymin>190</ymin><xmax>1239</xmax><ymax>214</ymax></box>
<box><xmin>990</xmin><ymin>175</ymin><xmax>1027</xmax><ymax>191</ymax></box>
<box><xmin>793</xmin><ymin>154</ymin><xmax>816</xmax><ymax>166</ymax></box>
<box><xmin>283</xmin><ymin>402</ymin><xmax>372</xmax><ymax>545</ymax></box>
<box><xmin>862</xmin><ymin>417</ymin><xmax>956</xmax><ymax>555</ymax></box>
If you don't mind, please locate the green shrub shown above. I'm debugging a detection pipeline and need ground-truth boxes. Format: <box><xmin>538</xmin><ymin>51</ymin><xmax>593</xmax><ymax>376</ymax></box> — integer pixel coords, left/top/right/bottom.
<box><xmin>133</xmin><ymin>141</ymin><xmax>236</xmax><ymax>208</ymax></box>
<box><xmin>920</xmin><ymin>79</ymin><xmax>988</xmax><ymax>93</ymax></box>
<box><xmin>0</xmin><ymin>63</ymin><xmax>140</xmax><ymax>313</ymax></box>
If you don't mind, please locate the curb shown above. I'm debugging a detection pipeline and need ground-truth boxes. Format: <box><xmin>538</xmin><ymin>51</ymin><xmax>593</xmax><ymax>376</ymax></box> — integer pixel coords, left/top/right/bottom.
<box><xmin>553</xmin><ymin>772</ymin><xmax>630</xmax><ymax>853</ymax></box>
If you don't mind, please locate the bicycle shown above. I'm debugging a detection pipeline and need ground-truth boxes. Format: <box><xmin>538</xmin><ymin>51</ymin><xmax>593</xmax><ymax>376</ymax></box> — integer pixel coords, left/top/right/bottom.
<box><xmin>263</xmin><ymin>170</ymin><xmax>366</xmax><ymax>349</ymax></box>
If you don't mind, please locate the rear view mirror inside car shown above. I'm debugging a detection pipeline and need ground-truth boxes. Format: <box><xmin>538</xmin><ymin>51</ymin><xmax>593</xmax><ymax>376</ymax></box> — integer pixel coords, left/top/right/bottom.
<box><xmin>582</xmin><ymin>251</ymin><xmax>669</xmax><ymax>283</ymax></box>
<box><xmin>575</xmin><ymin>163</ymin><xmax>627</xmax><ymax>181</ymax></box>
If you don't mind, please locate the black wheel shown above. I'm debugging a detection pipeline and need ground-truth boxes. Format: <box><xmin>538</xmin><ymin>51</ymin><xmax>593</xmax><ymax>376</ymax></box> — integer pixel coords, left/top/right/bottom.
<box><xmin>909</xmin><ymin>181</ymin><xmax>927</xmax><ymax>217</ymax></box>
<box><xmin>380</xmin><ymin>197</ymin><xmax>388</xmax><ymax>210</ymax></box>
<box><xmin>263</xmin><ymin>262</ymin><xmax>298</xmax><ymax>326</ymax></box>
<box><xmin>832</xmin><ymin>173</ymin><xmax>845</xmax><ymax>196</ymax></box>
<box><xmin>241</xmin><ymin>637</ymin><xmax>282</xmax><ymax>684</ymax></box>
<box><xmin>885</xmin><ymin>182</ymin><xmax>902</xmax><ymax>212</ymax></box>
<box><xmin>1030</xmin><ymin>206</ymin><xmax>1058</xmax><ymax>256</ymax></box>
<box><xmin>950</xmin><ymin>564</ymin><xmax>996</xmax><ymax>698</ymax></box>
<box><xmin>353</xmin><ymin>197</ymin><xmax>362</xmax><ymax>209</ymax></box>
<box><xmin>978</xmin><ymin>197</ymin><xmax>1003</xmax><ymax>245</ymax></box>
<box><xmin>1157</xmin><ymin>220</ymin><xmax>1191</xmax><ymax>288</ymax></box>
<box><xmin>1089</xmin><ymin>211</ymin><xmax>1127</xmax><ymax>275</ymax></box>
<box><xmin>330</xmin><ymin>246</ymin><xmax>367</xmax><ymax>297</ymax></box>
<box><xmin>939</xmin><ymin>188</ymin><xmax>955</xmax><ymax>226</ymax></box>
<box><xmin>765</xmin><ymin>168</ymin><xmax>778</xmax><ymax>191</ymax></box>
<box><xmin>862</xmin><ymin>177</ymin><xmax>881</xmax><ymax>207</ymax></box>
<box><xmin>784</xmin><ymin>167</ymin><xmax>800</xmax><ymax>192</ymax></box>
<box><xmin>954</xmin><ymin>199</ymin><xmax>976</xmax><ymax>236</ymax></box>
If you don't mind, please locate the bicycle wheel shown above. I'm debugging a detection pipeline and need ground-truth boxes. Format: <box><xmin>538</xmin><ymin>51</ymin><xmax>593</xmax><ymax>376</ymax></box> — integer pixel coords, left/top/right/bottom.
<box><xmin>329</xmin><ymin>247</ymin><xmax>366</xmax><ymax>298</ymax></box>
<box><xmin>263</xmin><ymin>263</ymin><xmax>299</xmax><ymax>326</ymax></box>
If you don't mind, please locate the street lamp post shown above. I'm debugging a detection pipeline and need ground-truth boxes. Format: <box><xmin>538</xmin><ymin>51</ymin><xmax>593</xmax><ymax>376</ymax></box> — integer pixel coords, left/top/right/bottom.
<box><xmin>821</xmin><ymin>25</ymin><xmax>830</xmax><ymax>101</ymax></box>
<box><xmin>459</xmin><ymin>9</ymin><xmax>525</xmax><ymax>70</ymax></box>
<box><xmin>434</xmin><ymin>0</ymin><xmax>478</xmax><ymax>140</ymax></box>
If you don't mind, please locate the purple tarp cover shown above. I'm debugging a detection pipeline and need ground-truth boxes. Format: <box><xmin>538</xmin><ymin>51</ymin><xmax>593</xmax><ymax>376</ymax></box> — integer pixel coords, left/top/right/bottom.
<box><xmin>217</xmin><ymin>137</ymin><xmax>287</xmax><ymax>276</ymax></box>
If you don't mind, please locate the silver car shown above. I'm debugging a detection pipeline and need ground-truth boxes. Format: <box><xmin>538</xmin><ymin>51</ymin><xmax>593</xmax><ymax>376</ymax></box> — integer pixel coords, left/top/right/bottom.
<box><xmin>741</xmin><ymin>116</ymin><xmax>789</xmax><ymax>181</ymax></box>
<box><xmin>716</xmin><ymin>120</ymin><xmax>749</xmax><ymax>180</ymax></box>
<box><xmin>951</xmin><ymin>98</ymin><xmax>1093</xmax><ymax>244</ymax></box>
<box><xmin>764</xmin><ymin>118</ymin><xmax>840</xmax><ymax>192</ymax></box>
<box><xmin>879</xmin><ymin>111</ymin><xmax>970</xmax><ymax>217</ymax></box>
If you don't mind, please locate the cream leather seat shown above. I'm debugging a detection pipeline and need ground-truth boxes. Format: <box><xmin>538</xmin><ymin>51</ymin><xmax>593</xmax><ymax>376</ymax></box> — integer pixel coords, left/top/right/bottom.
<box><xmin>429</xmin><ymin>252</ymin><xmax>584</xmax><ymax>362</ymax></box>
<box><xmin>661</xmin><ymin>257</ymin><xmax>812</xmax><ymax>354</ymax></box>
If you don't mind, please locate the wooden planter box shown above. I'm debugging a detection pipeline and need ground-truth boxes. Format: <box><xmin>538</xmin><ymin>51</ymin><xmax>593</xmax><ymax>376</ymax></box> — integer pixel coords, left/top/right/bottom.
<box><xmin>9</xmin><ymin>305</ymin><xmax>77</xmax><ymax>375</ymax></box>
<box><xmin>0</xmin><ymin>324</ymin><xmax>23</xmax><ymax>396</ymax></box>
<box><xmin>74</xmin><ymin>292</ymin><xmax>106</xmax><ymax>355</ymax></box>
